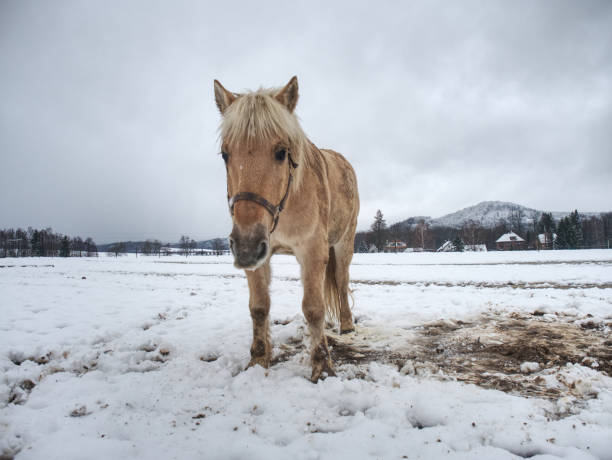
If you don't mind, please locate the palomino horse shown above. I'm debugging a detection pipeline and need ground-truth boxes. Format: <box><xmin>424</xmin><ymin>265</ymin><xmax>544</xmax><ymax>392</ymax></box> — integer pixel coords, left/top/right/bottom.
<box><xmin>214</xmin><ymin>76</ymin><xmax>360</xmax><ymax>382</ymax></box>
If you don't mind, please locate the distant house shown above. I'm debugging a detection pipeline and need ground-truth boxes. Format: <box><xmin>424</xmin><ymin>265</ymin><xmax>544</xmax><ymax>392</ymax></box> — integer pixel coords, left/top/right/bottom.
<box><xmin>193</xmin><ymin>248</ymin><xmax>230</xmax><ymax>256</ymax></box>
<box><xmin>536</xmin><ymin>233</ymin><xmax>557</xmax><ymax>250</ymax></box>
<box><xmin>437</xmin><ymin>241</ymin><xmax>488</xmax><ymax>252</ymax></box>
<box><xmin>437</xmin><ymin>241</ymin><xmax>455</xmax><ymax>252</ymax></box>
<box><xmin>464</xmin><ymin>244</ymin><xmax>487</xmax><ymax>252</ymax></box>
<box><xmin>160</xmin><ymin>246</ymin><xmax>180</xmax><ymax>256</ymax></box>
<box><xmin>496</xmin><ymin>231</ymin><xmax>526</xmax><ymax>251</ymax></box>
<box><xmin>384</xmin><ymin>241</ymin><xmax>407</xmax><ymax>253</ymax></box>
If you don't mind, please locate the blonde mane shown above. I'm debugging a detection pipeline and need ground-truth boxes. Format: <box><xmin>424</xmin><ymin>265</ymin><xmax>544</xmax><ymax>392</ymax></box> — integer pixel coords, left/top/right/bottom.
<box><xmin>219</xmin><ymin>88</ymin><xmax>315</xmax><ymax>189</ymax></box>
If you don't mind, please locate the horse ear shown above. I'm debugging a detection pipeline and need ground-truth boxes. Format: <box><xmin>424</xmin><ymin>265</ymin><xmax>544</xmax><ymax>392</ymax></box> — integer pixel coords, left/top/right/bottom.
<box><xmin>214</xmin><ymin>80</ymin><xmax>237</xmax><ymax>114</ymax></box>
<box><xmin>275</xmin><ymin>76</ymin><xmax>299</xmax><ymax>113</ymax></box>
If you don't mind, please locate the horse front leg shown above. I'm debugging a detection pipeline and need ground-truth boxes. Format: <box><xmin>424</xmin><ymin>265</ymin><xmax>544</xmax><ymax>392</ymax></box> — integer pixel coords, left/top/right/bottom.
<box><xmin>300</xmin><ymin>253</ymin><xmax>335</xmax><ymax>382</ymax></box>
<box><xmin>245</xmin><ymin>261</ymin><xmax>271</xmax><ymax>369</ymax></box>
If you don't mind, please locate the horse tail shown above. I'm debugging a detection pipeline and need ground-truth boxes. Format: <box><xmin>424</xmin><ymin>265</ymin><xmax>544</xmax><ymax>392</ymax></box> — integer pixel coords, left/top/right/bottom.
<box><xmin>324</xmin><ymin>246</ymin><xmax>342</xmax><ymax>324</ymax></box>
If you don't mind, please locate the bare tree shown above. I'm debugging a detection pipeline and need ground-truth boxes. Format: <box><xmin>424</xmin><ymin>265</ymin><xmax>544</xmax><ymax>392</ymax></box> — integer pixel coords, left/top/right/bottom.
<box><xmin>211</xmin><ymin>238</ymin><xmax>226</xmax><ymax>255</ymax></box>
<box><xmin>109</xmin><ymin>242</ymin><xmax>126</xmax><ymax>257</ymax></box>
<box><xmin>509</xmin><ymin>206</ymin><xmax>525</xmax><ymax>235</ymax></box>
<box><xmin>415</xmin><ymin>219</ymin><xmax>430</xmax><ymax>249</ymax></box>
<box><xmin>179</xmin><ymin>235</ymin><xmax>195</xmax><ymax>256</ymax></box>
<box><xmin>152</xmin><ymin>239</ymin><xmax>162</xmax><ymax>256</ymax></box>
<box><xmin>85</xmin><ymin>238</ymin><xmax>98</xmax><ymax>257</ymax></box>
<box><xmin>461</xmin><ymin>219</ymin><xmax>482</xmax><ymax>247</ymax></box>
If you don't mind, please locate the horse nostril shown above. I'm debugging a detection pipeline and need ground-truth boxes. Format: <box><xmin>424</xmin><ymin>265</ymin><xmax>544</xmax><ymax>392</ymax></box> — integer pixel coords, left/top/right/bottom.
<box><xmin>228</xmin><ymin>237</ymin><xmax>235</xmax><ymax>255</ymax></box>
<box><xmin>256</xmin><ymin>241</ymin><xmax>267</xmax><ymax>260</ymax></box>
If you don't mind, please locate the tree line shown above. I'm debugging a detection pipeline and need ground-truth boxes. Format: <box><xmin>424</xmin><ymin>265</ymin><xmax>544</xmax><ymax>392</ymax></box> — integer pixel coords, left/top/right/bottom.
<box><xmin>0</xmin><ymin>227</ymin><xmax>98</xmax><ymax>258</ymax></box>
<box><xmin>355</xmin><ymin>209</ymin><xmax>612</xmax><ymax>252</ymax></box>
<box><xmin>106</xmin><ymin>239</ymin><xmax>164</xmax><ymax>257</ymax></box>
<box><xmin>103</xmin><ymin>236</ymin><xmax>228</xmax><ymax>257</ymax></box>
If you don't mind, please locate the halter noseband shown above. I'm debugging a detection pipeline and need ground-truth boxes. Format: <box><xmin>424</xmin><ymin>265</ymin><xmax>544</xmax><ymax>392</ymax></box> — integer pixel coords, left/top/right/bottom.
<box><xmin>227</xmin><ymin>154</ymin><xmax>298</xmax><ymax>233</ymax></box>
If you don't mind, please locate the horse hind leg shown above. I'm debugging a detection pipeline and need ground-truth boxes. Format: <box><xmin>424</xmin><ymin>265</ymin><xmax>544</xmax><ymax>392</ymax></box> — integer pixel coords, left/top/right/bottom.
<box><xmin>331</xmin><ymin>239</ymin><xmax>355</xmax><ymax>334</ymax></box>
<box><xmin>302</xmin><ymin>250</ymin><xmax>335</xmax><ymax>382</ymax></box>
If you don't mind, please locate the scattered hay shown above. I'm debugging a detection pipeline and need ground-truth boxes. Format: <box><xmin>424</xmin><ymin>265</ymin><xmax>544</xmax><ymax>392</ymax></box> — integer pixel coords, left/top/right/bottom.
<box><xmin>274</xmin><ymin>312</ymin><xmax>611</xmax><ymax>404</ymax></box>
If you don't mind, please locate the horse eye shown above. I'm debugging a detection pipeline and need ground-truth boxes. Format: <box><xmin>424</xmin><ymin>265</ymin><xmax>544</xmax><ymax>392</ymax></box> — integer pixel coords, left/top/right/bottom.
<box><xmin>275</xmin><ymin>149</ymin><xmax>286</xmax><ymax>162</ymax></box>
<box><xmin>221</xmin><ymin>152</ymin><xmax>228</xmax><ymax>163</ymax></box>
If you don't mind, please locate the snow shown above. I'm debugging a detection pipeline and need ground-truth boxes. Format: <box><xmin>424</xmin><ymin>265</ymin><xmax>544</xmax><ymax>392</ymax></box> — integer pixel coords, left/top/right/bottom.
<box><xmin>1</xmin><ymin>250</ymin><xmax>612</xmax><ymax>459</ymax></box>
<box><xmin>520</xmin><ymin>362</ymin><xmax>541</xmax><ymax>374</ymax></box>
<box><xmin>496</xmin><ymin>231</ymin><xmax>526</xmax><ymax>243</ymax></box>
<box><xmin>539</xmin><ymin>233</ymin><xmax>558</xmax><ymax>244</ymax></box>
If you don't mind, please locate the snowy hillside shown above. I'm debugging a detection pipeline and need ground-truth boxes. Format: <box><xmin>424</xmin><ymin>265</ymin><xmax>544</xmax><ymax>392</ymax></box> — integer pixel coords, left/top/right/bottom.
<box><xmin>397</xmin><ymin>201</ymin><xmax>601</xmax><ymax>229</ymax></box>
<box><xmin>432</xmin><ymin>201</ymin><xmax>539</xmax><ymax>228</ymax></box>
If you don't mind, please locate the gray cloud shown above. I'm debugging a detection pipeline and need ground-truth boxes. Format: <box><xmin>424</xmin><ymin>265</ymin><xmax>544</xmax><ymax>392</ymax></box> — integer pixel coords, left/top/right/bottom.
<box><xmin>1</xmin><ymin>0</ymin><xmax>611</xmax><ymax>243</ymax></box>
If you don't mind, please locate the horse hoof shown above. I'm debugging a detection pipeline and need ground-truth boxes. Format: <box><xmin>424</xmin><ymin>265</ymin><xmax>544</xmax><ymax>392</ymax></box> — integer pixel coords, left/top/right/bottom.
<box><xmin>310</xmin><ymin>360</ymin><xmax>336</xmax><ymax>382</ymax></box>
<box><xmin>246</xmin><ymin>357</ymin><xmax>270</xmax><ymax>371</ymax></box>
<box><xmin>340</xmin><ymin>326</ymin><xmax>355</xmax><ymax>334</ymax></box>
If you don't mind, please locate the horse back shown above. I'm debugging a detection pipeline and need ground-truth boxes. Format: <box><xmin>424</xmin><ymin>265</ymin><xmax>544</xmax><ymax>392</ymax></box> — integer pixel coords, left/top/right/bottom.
<box><xmin>319</xmin><ymin>149</ymin><xmax>360</xmax><ymax>245</ymax></box>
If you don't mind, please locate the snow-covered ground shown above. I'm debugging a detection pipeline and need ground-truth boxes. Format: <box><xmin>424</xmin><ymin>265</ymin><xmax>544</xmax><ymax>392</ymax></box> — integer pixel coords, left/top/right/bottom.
<box><xmin>1</xmin><ymin>250</ymin><xmax>611</xmax><ymax>459</ymax></box>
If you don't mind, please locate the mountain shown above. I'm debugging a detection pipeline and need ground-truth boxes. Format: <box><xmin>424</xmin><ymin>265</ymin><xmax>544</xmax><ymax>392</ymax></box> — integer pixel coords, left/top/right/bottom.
<box><xmin>395</xmin><ymin>201</ymin><xmax>600</xmax><ymax>229</ymax></box>
<box><xmin>431</xmin><ymin>201</ymin><xmax>539</xmax><ymax>228</ymax></box>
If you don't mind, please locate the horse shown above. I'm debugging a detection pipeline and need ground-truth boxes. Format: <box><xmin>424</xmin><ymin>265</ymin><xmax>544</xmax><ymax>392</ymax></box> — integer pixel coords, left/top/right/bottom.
<box><xmin>214</xmin><ymin>76</ymin><xmax>360</xmax><ymax>382</ymax></box>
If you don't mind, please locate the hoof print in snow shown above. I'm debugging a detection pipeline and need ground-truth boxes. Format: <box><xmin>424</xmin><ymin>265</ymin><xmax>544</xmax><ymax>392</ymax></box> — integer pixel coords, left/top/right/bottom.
<box><xmin>9</xmin><ymin>351</ymin><xmax>52</xmax><ymax>366</ymax></box>
<box><xmin>70</xmin><ymin>405</ymin><xmax>90</xmax><ymax>417</ymax></box>
<box><xmin>151</xmin><ymin>348</ymin><xmax>170</xmax><ymax>363</ymax></box>
<box><xmin>8</xmin><ymin>380</ymin><xmax>36</xmax><ymax>405</ymax></box>
<box><xmin>140</xmin><ymin>342</ymin><xmax>157</xmax><ymax>352</ymax></box>
<box><xmin>19</xmin><ymin>379</ymin><xmax>36</xmax><ymax>391</ymax></box>
<box><xmin>8</xmin><ymin>352</ymin><xmax>25</xmax><ymax>366</ymax></box>
<box><xmin>0</xmin><ymin>447</ymin><xmax>21</xmax><ymax>460</ymax></box>
<box><xmin>33</xmin><ymin>353</ymin><xmax>51</xmax><ymax>365</ymax></box>
<box><xmin>159</xmin><ymin>348</ymin><xmax>170</xmax><ymax>356</ymax></box>
<box><xmin>273</xmin><ymin>318</ymin><xmax>292</xmax><ymax>326</ymax></box>
<box><xmin>200</xmin><ymin>354</ymin><xmax>219</xmax><ymax>362</ymax></box>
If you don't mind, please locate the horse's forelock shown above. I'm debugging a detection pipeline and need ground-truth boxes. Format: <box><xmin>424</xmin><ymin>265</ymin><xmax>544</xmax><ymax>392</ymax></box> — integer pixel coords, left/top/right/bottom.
<box><xmin>219</xmin><ymin>88</ymin><xmax>310</xmax><ymax>188</ymax></box>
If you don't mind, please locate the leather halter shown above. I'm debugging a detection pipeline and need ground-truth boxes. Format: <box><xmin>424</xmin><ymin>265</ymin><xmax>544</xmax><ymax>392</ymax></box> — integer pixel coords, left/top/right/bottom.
<box><xmin>227</xmin><ymin>154</ymin><xmax>298</xmax><ymax>233</ymax></box>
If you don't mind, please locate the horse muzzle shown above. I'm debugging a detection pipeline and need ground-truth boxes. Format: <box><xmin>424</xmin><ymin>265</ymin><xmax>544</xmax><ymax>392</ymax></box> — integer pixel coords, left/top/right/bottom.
<box><xmin>229</xmin><ymin>223</ymin><xmax>269</xmax><ymax>270</ymax></box>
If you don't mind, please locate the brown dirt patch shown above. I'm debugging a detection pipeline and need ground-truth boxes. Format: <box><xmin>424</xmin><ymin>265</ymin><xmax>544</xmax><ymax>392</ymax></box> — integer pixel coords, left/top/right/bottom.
<box><xmin>274</xmin><ymin>312</ymin><xmax>612</xmax><ymax>403</ymax></box>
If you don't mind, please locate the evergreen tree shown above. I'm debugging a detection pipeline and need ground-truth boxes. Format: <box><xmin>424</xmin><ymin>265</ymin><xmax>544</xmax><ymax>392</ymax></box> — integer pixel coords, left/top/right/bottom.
<box><xmin>370</xmin><ymin>210</ymin><xmax>387</xmax><ymax>252</ymax></box>
<box><xmin>60</xmin><ymin>236</ymin><xmax>70</xmax><ymax>257</ymax></box>
<box><xmin>556</xmin><ymin>216</ymin><xmax>575</xmax><ymax>249</ymax></box>
<box><xmin>31</xmin><ymin>230</ymin><xmax>41</xmax><ymax>256</ymax></box>
<box><xmin>569</xmin><ymin>210</ymin><xmax>583</xmax><ymax>248</ymax></box>
<box><xmin>452</xmin><ymin>236</ymin><xmax>464</xmax><ymax>252</ymax></box>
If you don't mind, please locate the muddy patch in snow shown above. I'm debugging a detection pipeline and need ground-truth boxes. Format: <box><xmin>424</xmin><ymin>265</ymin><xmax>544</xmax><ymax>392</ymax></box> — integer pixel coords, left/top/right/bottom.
<box><xmin>276</xmin><ymin>312</ymin><xmax>612</xmax><ymax>405</ymax></box>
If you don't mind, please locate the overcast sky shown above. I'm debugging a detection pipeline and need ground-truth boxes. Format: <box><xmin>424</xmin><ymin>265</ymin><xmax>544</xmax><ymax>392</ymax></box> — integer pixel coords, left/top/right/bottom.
<box><xmin>1</xmin><ymin>1</ymin><xmax>611</xmax><ymax>243</ymax></box>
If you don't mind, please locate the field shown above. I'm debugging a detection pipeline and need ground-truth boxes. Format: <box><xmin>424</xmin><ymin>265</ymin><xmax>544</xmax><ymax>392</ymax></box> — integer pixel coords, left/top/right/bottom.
<box><xmin>1</xmin><ymin>250</ymin><xmax>611</xmax><ymax>459</ymax></box>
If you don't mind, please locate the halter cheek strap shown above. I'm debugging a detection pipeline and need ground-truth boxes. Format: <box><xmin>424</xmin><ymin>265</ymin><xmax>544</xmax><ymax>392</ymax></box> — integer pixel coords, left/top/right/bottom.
<box><xmin>227</xmin><ymin>154</ymin><xmax>298</xmax><ymax>233</ymax></box>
